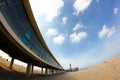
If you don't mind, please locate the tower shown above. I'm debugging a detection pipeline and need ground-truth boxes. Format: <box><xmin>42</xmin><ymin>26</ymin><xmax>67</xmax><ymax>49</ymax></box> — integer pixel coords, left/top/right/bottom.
<box><xmin>69</xmin><ymin>63</ymin><xmax>72</xmax><ymax>72</ymax></box>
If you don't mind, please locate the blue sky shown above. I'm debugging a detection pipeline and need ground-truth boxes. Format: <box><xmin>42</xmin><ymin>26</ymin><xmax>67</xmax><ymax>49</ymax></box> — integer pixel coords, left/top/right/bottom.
<box><xmin>29</xmin><ymin>0</ymin><xmax>120</xmax><ymax>69</ymax></box>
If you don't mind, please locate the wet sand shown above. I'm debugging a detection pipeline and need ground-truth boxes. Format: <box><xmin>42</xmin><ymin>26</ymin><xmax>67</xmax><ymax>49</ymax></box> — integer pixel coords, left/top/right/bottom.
<box><xmin>0</xmin><ymin>55</ymin><xmax>120</xmax><ymax>80</ymax></box>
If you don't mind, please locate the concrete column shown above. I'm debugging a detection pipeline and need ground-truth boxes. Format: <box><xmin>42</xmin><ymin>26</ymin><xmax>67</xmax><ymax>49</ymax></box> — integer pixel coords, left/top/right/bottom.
<box><xmin>26</xmin><ymin>63</ymin><xmax>32</xmax><ymax>78</ymax></box>
<box><xmin>49</xmin><ymin>69</ymin><xmax>51</xmax><ymax>75</ymax></box>
<box><xmin>52</xmin><ymin>69</ymin><xmax>54</xmax><ymax>74</ymax></box>
<box><xmin>58</xmin><ymin>70</ymin><xmax>59</xmax><ymax>73</ymax></box>
<box><xmin>58</xmin><ymin>70</ymin><xmax>60</xmax><ymax>73</ymax></box>
<box><xmin>62</xmin><ymin>70</ymin><xmax>64</xmax><ymax>73</ymax></box>
<box><xmin>10</xmin><ymin>57</ymin><xmax>14</xmax><ymax>70</ymax></box>
<box><xmin>45</xmin><ymin>68</ymin><xmax>47</xmax><ymax>75</ymax></box>
<box><xmin>49</xmin><ymin>69</ymin><xmax>51</xmax><ymax>74</ymax></box>
<box><xmin>47</xmin><ymin>68</ymin><xmax>49</xmax><ymax>75</ymax></box>
<box><xmin>54</xmin><ymin>69</ymin><xmax>56</xmax><ymax>74</ymax></box>
<box><xmin>59</xmin><ymin>70</ymin><xmax>61</xmax><ymax>73</ymax></box>
<box><xmin>61</xmin><ymin>70</ymin><xmax>62</xmax><ymax>73</ymax></box>
<box><xmin>56</xmin><ymin>70</ymin><xmax>57</xmax><ymax>74</ymax></box>
<box><xmin>53</xmin><ymin>69</ymin><xmax>55</xmax><ymax>74</ymax></box>
<box><xmin>60</xmin><ymin>70</ymin><xmax>61</xmax><ymax>73</ymax></box>
<box><xmin>31</xmin><ymin>65</ymin><xmax>34</xmax><ymax>74</ymax></box>
<box><xmin>41</xmin><ymin>67</ymin><xmax>43</xmax><ymax>74</ymax></box>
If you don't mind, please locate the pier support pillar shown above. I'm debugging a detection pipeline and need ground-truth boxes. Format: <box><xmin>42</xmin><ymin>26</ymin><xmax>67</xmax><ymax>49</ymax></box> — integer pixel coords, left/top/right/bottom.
<box><xmin>10</xmin><ymin>57</ymin><xmax>14</xmax><ymax>70</ymax></box>
<box><xmin>45</xmin><ymin>68</ymin><xmax>47</xmax><ymax>75</ymax></box>
<box><xmin>51</xmin><ymin>69</ymin><xmax>54</xmax><ymax>74</ymax></box>
<box><xmin>48</xmin><ymin>69</ymin><xmax>50</xmax><ymax>75</ymax></box>
<box><xmin>56</xmin><ymin>70</ymin><xmax>57</xmax><ymax>74</ymax></box>
<box><xmin>26</xmin><ymin>63</ymin><xmax>32</xmax><ymax>78</ymax></box>
<box><xmin>49</xmin><ymin>69</ymin><xmax>51</xmax><ymax>75</ymax></box>
<box><xmin>31</xmin><ymin>65</ymin><xmax>34</xmax><ymax>74</ymax></box>
<box><xmin>41</xmin><ymin>67</ymin><xmax>43</xmax><ymax>74</ymax></box>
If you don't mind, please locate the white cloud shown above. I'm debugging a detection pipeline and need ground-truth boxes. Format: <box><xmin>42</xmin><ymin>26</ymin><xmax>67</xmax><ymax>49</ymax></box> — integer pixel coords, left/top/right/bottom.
<box><xmin>73</xmin><ymin>23</ymin><xmax>84</xmax><ymax>31</ymax></box>
<box><xmin>98</xmin><ymin>25</ymin><xmax>115</xmax><ymax>39</ymax></box>
<box><xmin>73</xmin><ymin>0</ymin><xmax>92</xmax><ymax>16</ymax></box>
<box><xmin>46</xmin><ymin>28</ymin><xmax>66</xmax><ymax>45</ymax></box>
<box><xmin>70</xmin><ymin>32</ymin><xmax>87</xmax><ymax>43</ymax></box>
<box><xmin>53</xmin><ymin>34</ymin><xmax>65</xmax><ymax>45</ymax></box>
<box><xmin>30</xmin><ymin>0</ymin><xmax>64</xmax><ymax>22</ymax></box>
<box><xmin>113</xmin><ymin>8</ymin><xmax>119</xmax><ymax>14</ymax></box>
<box><xmin>46</xmin><ymin>28</ymin><xmax>58</xmax><ymax>38</ymax></box>
<box><xmin>107</xmin><ymin>27</ymin><xmax>115</xmax><ymax>37</ymax></box>
<box><xmin>62</xmin><ymin>17</ymin><xmax>67</xmax><ymax>24</ymax></box>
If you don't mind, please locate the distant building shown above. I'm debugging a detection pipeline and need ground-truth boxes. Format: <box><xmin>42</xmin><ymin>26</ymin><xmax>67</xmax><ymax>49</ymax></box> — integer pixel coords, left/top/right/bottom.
<box><xmin>69</xmin><ymin>63</ymin><xmax>72</xmax><ymax>72</ymax></box>
<box><xmin>72</xmin><ymin>67</ymin><xmax>79</xmax><ymax>72</ymax></box>
<box><xmin>65</xmin><ymin>63</ymin><xmax>79</xmax><ymax>72</ymax></box>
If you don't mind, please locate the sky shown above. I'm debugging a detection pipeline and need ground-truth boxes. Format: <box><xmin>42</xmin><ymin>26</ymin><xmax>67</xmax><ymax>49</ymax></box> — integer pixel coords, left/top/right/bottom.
<box><xmin>1</xmin><ymin>0</ymin><xmax>119</xmax><ymax>70</ymax></box>
<box><xmin>0</xmin><ymin>0</ymin><xmax>120</xmax><ymax>70</ymax></box>
<box><xmin>29</xmin><ymin>0</ymin><xmax>120</xmax><ymax>69</ymax></box>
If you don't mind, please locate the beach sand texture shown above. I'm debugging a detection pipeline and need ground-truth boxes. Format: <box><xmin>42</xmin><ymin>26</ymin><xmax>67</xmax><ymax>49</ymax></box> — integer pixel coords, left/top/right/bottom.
<box><xmin>0</xmin><ymin>55</ymin><xmax>120</xmax><ymax>80</ymax></box>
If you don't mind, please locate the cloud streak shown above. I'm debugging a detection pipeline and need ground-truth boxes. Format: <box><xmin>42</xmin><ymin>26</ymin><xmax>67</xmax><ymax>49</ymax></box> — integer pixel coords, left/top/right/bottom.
<box><xmin>46</xmin><ymin>28</ymin><xmax>66</xmax><ymax>45</ymax></box>
<box><xmin>30</xmin><ymin>0</ymin><xmax>64</xmax><ymax>22</ymax></box>
<box><xmin>113</xmin><ymin>8</ymin><xmax>119</xmax><ymax>15</ymax></box>
<box><xmin>53</xmin><ymin>34</ymin><xmax>65</xmax><ymax>45</ymax></box>
<box><xmin>46</xmin><ymin>28</ymin><xmax>58</xmax><ymax>38</ymax></box>
<box><xmin>70</xmin><ymin>32</ymin><xmax>87</xmax><ymax>43</ymax></box>
<box><xmin>73</xmin><ymin>0</ymin><xmax>92</xmax><ymax>16</ymax></box>
<box><xmin>98</xmin><ymin>25</ymin><xmax>115</xmax><ymax>39</ymax></box>
<box><xmin>62</xmin><ymin>17</ymin><xmax>67</xmax><ymax>24</ymax></box>
<box><xmin>73</xmin><ymin>23</ymin><xmax>85</xmax><ymax>31</ymax></box>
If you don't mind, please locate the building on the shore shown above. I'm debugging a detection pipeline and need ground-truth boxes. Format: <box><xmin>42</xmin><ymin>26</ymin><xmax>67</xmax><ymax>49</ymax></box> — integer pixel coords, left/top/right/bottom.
<box><xmin>65</xmin><ymin>63</ymin><xmax>79</xmax><ymax>72</ymax></box>
<box><xmin>65</xmin><ymin>67</ymin><xmax>79</xmax><ymax>72</ymax></box>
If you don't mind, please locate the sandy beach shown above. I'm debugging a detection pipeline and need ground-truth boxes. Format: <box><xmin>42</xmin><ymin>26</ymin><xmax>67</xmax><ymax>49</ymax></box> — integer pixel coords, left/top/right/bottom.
<box><xmin>0</xmin><ymin>55</ymin><xmax>120</xmax><ymax>80</ymax></box>
<box><xmin>31</xmin><ymin>55</ymin><xmax>120</xmax><ymax>80</ymax></box>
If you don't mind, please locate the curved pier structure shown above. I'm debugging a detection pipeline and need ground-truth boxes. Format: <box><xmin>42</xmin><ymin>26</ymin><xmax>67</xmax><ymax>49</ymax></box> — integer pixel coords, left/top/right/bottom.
<box><xmin>0</xmin><ymin>0</ymin><xmax>63</xmax><ymax>77</ymax></box>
